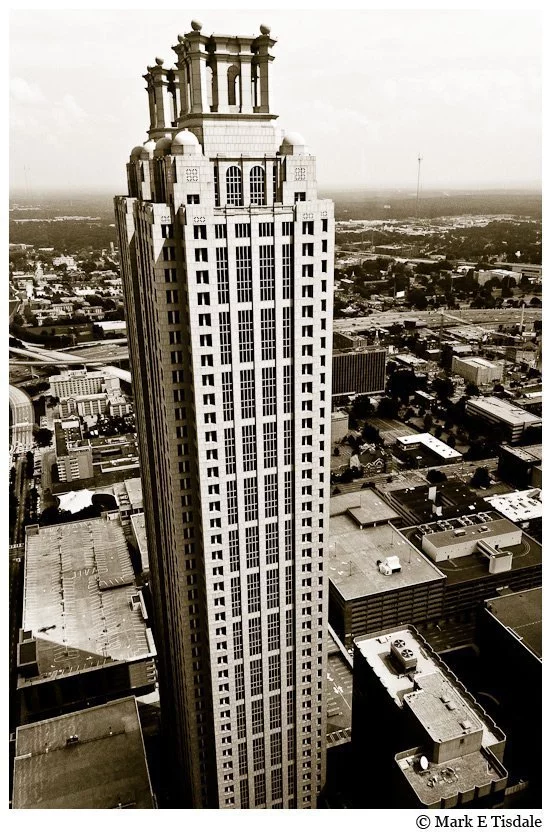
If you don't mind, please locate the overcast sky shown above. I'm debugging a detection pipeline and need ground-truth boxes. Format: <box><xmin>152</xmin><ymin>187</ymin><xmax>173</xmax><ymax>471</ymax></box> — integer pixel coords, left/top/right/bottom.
<box><xmin>9</xmin><ymin>8</ymin><xmax>541</xmax><ymax>194</ymax></box>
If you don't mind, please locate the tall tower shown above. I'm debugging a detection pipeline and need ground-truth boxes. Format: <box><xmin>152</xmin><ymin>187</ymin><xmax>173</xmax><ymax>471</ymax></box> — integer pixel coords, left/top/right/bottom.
<box><xmin>115</xmin><ymin>21</ymin><xmax>334</xmax><ymax>809</ymax></box>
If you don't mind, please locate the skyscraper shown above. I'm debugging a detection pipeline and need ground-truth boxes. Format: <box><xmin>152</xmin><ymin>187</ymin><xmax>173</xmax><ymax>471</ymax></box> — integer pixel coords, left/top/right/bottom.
<box><xmin>115</xmin><ymin>21</ymin><xmax>334</xmax><ymax>809</ymax></box>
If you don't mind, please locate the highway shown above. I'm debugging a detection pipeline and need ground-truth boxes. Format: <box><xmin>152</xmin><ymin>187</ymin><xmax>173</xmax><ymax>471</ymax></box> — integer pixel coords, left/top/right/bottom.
<box><xmin>333</xmin><ymin>307</ymin><xmax>541</xmax><ymax>332</ymax></box>
<box><xmin>9</xmin><ymin>385</ymin><xmax>35</xmax><ymax>455</ymax></box>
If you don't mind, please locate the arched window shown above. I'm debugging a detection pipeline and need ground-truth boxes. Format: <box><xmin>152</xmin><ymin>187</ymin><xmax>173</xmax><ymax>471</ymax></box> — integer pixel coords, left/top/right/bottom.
<box><xmin>227</xmin><ymin>65</ymin><xmax>240</xmax><ymax>108</ymax></box>
<box><xmin>249</xmin><ymin>166</ymin><xmax>265</xmax><ymax>206</ymax></box>
<box><xmin>226</xmin><ymin>166</ymin><xmax>243</xmax><ymax>206</ymax></box>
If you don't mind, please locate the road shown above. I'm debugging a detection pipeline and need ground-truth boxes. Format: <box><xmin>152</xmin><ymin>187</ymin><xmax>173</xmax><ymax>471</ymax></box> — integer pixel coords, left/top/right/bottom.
<box><xmin>333</xmin><ymin>307</ymin><xmax>542</xmax><ymax>332</ymax></box>
<box><xmin>9</xmin><ymin>384</ymin><xmax>34</xmax><ymax>456</ymax></box>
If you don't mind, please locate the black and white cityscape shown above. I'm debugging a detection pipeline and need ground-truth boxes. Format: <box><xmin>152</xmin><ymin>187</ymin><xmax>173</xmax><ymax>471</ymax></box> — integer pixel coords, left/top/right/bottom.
<box><xmin>8</xmin><ymin>10</ymin><xmax>542</xmax><ymax>814</ymax></box>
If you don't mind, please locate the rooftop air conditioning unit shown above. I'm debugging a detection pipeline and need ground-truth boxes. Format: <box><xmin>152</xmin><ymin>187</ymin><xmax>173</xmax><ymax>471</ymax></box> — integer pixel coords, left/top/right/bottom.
<box><xmin>390</xmin><ymin>640</ymin><xmax>418</xmax><ymax>672</ymax></box>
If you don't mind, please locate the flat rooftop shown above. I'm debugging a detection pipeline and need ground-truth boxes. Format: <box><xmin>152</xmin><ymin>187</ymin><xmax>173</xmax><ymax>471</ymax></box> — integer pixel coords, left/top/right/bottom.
<box><xmin>396</xmin><ymin>746</ymin><xmax>506</xmax><ymax>808</ymax></box>
<box><xmin>501</xmin><ymin>443</ymin><xmax>542</xmax><ymax>463</ymax></box>
<box><xmin>328</xmin><ymin>517</ymin><xmax>444</xmax><ymax>602</ymax></box>
<box><xmin>485</xmin><ymin>588</ymin><xmax>542</xmax><ymax>660</ymax></box>
<box><xmin>131</xmin><ymin>513</ymin><xmax>149</xmax><ymax>565</ymax></box>
<box><xmin>485</xmin><ymin>489</ymin><xmax>542</xmax><ymax>523</ymax></box>
<box><xmin>397</xmin><ymin>433</ymin><xmax>462</xmax><ymax>460</ymax></box>
<box><xmin>401</xmin><ymin>517</ymin><xmax>541</xmax><ymax>586</ymax></box>
<box><xmin>12</xmin><ymin>697</ymin><xmax>154</xmax><ymax>809</ymax></box>
<box><xmin>467</xmin><ymin>396</ymin><xmax>542</xmax><ymax>427</ymax></box>
<box><xmin>21</xmin><ymin>516</ymin><xmax>155</xmax><ymax>685</ymax></box>
<box><xmin>329</xmin><ymin>489</ymin><xmax>400</xmax><ymax>524</ymax></box>
<box><xmin>421</xmin><ymin>515</ymin><xmax>520</xmax><ymax>552</ymax></box>
<box><xmin>454</xmin><ymin>356</ymin><xmax>501</xmax><ymax>369</ymax></box>
<box><xmin>355</xmin><ymin>627</ymin><xmax>501</xmax><ymax>749</ymax></box>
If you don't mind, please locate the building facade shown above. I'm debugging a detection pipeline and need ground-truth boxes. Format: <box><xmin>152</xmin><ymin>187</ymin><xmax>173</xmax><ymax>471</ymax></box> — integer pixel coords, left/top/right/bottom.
<box><xmin>115</xmin><ymin>22</ymin><xmax>334</xmax><ymax>809</ymax></box>
<box><xmin>331</xmin><ymin>347</ymin><xmax>387</xmax><ymax>398</ymax></box>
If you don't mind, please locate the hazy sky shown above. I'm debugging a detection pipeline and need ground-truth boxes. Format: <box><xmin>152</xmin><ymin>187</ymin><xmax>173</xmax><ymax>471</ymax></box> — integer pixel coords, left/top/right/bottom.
<box><xmin>10</xmin><ymin>7</ymin><xmax>541</xmax><ymax>194</ymax></box>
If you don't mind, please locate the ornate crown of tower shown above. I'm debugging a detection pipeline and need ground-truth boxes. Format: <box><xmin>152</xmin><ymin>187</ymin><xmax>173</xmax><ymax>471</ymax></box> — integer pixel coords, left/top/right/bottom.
<box><xmin>144</xmin><ymin>21</ymin><xmax>277</xmax><ymax>139</ymax></box>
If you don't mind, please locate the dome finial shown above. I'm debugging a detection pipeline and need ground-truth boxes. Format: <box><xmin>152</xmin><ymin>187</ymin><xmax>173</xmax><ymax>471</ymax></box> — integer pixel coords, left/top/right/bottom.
<box><xmin>155</xmin><ymin>57</ymin><xmax>164</xmax><ymax>66</ymax></box>
<box><xmin>190</xmin><ymin>19</ymin><xmax>202</xmax><ymax>32</ymax></box>
<box><xmin>260</xmin><ymin>23</ymin><xmax>271</xmax><ymax>36</ymax></box>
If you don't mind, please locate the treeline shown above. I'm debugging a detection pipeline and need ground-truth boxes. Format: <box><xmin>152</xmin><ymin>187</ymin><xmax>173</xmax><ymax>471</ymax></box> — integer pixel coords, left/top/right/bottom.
<box><xmin>9</xmin><ymin>220</ymin><xmax>117</xmax><ymax>251</ymax></box>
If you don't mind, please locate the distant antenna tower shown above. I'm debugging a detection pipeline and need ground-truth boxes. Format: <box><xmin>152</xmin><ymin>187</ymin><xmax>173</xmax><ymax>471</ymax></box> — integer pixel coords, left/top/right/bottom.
<box><xmin>415</xmin><ymin>153</ymin><xmax>423</xmax><ymax>219</ymax></box>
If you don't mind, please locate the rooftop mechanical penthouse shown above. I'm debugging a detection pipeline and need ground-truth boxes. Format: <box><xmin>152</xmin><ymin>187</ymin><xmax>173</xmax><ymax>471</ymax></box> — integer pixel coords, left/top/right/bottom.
<box><xmin>115</xmin><ymin>21</ymin><xmax>334</xmax><ymax>808</ymax></box>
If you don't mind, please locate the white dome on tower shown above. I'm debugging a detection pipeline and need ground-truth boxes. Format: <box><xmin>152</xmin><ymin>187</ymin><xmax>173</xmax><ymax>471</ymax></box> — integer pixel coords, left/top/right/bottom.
<box><xmin>140</xmin><ymin>140</ymin><xmax>156</xmax><ymax>159</ymax></box>
<box><xmin>279</xmin><ymin>131</ymin><xmax>309</xmax><ymax>155</ymax></box>
<box><xmin>172</xmin><ymin>130</ymin><xmax>201</xmax><ymax>155</ymax></box>
<box><xmin>130</xmin><ymin>145</ymin><xmax>145</xmax><ymax>160</ymax></box>
<box><xmin>154</xmin><ymin>136</ymin><xmax>173</xmax><ymax>156</ymax></box>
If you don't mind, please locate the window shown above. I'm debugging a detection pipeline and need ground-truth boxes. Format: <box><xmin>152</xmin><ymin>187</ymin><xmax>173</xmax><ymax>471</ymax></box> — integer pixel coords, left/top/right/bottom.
<box><xmin>240</xmin><ymin>369</ymin><xmax>255</xmax><ymax>420</ymax></box>
<box><xmin>282</xmin><ymin>221</ymin><xmax>293</xmax><ymax>236</ymax></box>
<box><xmin>266</xmin><ymin>567</ymin><xmax>279</xmax><ymax>608</ymax></box>
<box><xmin>283</xmin><ymin>420</ymin><xmax>293</xmax><ymax>466</ymax></box>
<box><xmin>302</xmin><ymin>220</ymin><xmax>314</xmax><ymax>235</ymax></box>
<box><xmin>271</xmin><ymin>735</ymin><xmax>282</xmax><ymax>768</ymax></box>
<box><xmin>229</xmin><ymin>528</ymin><xmax>239</xmax><ymax>572</ymax></box>
<box><xmin>226</xmin><ymin>166</ymin><xmax>243</xmax><ymax>206</ymax></box>
<box><xmin>166</xmin><ymin>289</ymin><xmax>178</xmax><ymax>304</ymax></box>
<box><xmin>282</xmin><ymin>243</ymin><xmax>294</xmax><ymax>299</ymax></box>
<box><xmin>254</xmin><ymin>772</ymin><xmax>266</xmax><ymax>806</ymax></box>
<box><xmin>163</xmin><ymin>245</ymin><xmax>176</xmax><ymax>260</ymax></box>
<box><xmin>187</xmin><ymin>194</ymin><xmax>200</xmax><ymax>204</ymax></box>
<box><xmin>266</xmin><ymin>521</ymin><xmax>279</xmax><ymax>565</ymax></box>
<box><xmin>219</xmin><ymin>311</ymin><xmax>232</xmax><ymax>364</ymax></box>
<box><xmin>216</xmin><ymin>247</ymin><xmax>229</xmax><ymax>304</ymax></box>
<box><xmin>195</xmin><ymin>248</ymin><xmax>208</xmax><ymax>262</ymax></box>
<box><xmin>250</xmin><ymin>657</ymin><xmax>263</xmax><ymax>695</ymax></box>
<box><xmin>224</xmin><ymin>427</ymin><xmax>236</xmax><ymax>475</ymax></box>
<box><xmin>215</xmin><ymin>223</ymin><xmax>226</xmax><ymax>239</ymax></box>
<box><xmin>262</xmin><ymin>367</ymin><xmax>276</xmax><ymax>416</ymax></box>
<box><xmin>227</xmin><ymin>479</ymin><xmax>238</xmax><ymax>525</ymax></box>
<box><xmin>244</xmin><ymin>477</ymin><xmax>258</xmax><ymax>522</ymax></box>
<box><xmin>263</xmin><ymin>422</ymin><xmax>277</xmax><ymax>469</ymax></box>
<box><xmin>260</xmin><ymin>307</ymin><xmax>275</xmax><ymax>360</ymax></box>
<box><xmin>193</xmin><ymin>225</ymin><xmax>207</xmax><ymax>239</ymax></box>
<box><xmin>322</xmin><ymin>218</ymin><xmax>328</xmax><ymax>232</ymax></box>
<box><xmin>283</xmin><ymin>365</ymin><xmax>292</xmax><ymax>414</ymax></box>
<box><xmin>236</xmin><ymin>246</ymin><xmax>252</xmax><ymax>302</ymax></box>
<box><xmin>164</xmin><ymin>267</ymin><xmax>177</xmax><ymax>282</ymax></box>
<box><xmin>264</xmin><ymin>473</ymin><xmax>278</xmax><ymax>518</ymax></box>
<box><xmin>238</xmin><ymin>310</ymin><xmax>254</xmax><ymax>363</ymax></box>
<box><xmin>161</xmin><ymin>223</ymin><xmax>173</xmax><ymax>238</ymax></box>
<box><xmin>250</xmin><ymin>166</ymin><xmax>265</xmax><ymax>205</ymax></box>
<box><xmin>259</xmin><ymin>221</ymin><xmax>274</xmax><ymax>237</ymax></box>
<box><xmin>294</xmin><ymin>192</ymin><xmax>306</xmax><ymax>202</ymax></box>
<box><xmin>242</xmin><ymin>423</ymin><xmax>257</xmax><ymax>472</ymax></box>
<box><xmin>249</xmin><ymin>619</ymin><xmax>262</xmax><ymax>659</ymax></box>
<box><xmin>245</xmin><ymin>526</ymin><xmax>259</xmax><ymax>569</ymax></box>
<box><xmin>282</xmin><ymin>307</ymin><xmax>292</xmax><ymax>358</ymax></box>
<box><xmin>267</xmin><ymin>615</ymin><xmax>280</xmax><ymax>653</ymax></box>
<box><xmin>259</xmin><ymin>244</ymin><xmax>275</xmax><ymax>301</ymax></box>
<box><xmin>268</xmin><ymin>653</ymin><xmax>280</xmax><ymax>690</ymax></box>
<box><xmin>302</xmin><ymin>264</ymin><xmax>314</xmax><ymax>278</ymax></box>
<box><xmin>235</xmin><ymin>222</ymin><xmax>250</xmax><ymax>238</ymax></box>
<box><xmin>196</xmin><ymin>270</ymin><xmax>209</xmax><ymax>284</ymax></box>
<box><xmin>231</xmin><ymin>576</ymin><xmax>241</xmax><ymax>617</ymax></box>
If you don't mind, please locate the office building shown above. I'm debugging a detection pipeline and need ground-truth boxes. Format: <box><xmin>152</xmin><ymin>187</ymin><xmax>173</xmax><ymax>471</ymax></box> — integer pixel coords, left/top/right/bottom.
<box><xmin>54</xmin><ymin>420</ymin><xmax>94</xmax><ymax>483</ymax></box>
<box><xmin>17</xmin><ymin>516</ymin><xmax>157</xmax><ymax>723</ymax></box>
<box><xmin>328</xmin><ymin>493</ymin><xmax>445</xmax><ymax>648</ymax></box>
<box><xmin>497</xmin><ymin>443</ymin><xmax>542</xmax><ymax>489</ymax></box>
<box><xmin>12</xmin><ymin>697</ymin><xmax>155</xmax><ymax>809</ymax></box>
<box><xmin>49</xmin><ymin>368</ymin><xmax>120</xmax><ymax>400</ymax></box>
<box><xmin>352</xmin><ymin>626</ymin><xmax>507</xmax><ymax>808</ymax></box>
<box><xmin>465</xmin><ymin>396</ymin><xmax>542</xmax><ymax>444</ymax></box>
<box><xmin>332</xmin><ymin>347</ymin><xmax>387</xmax><ymax>397</ymax></box>
<box><xmin>115</xmin><ymin>22</ymin><xmax>333</xmax><ymax>808</ymax></box>
<box><xmin>395</xmin><ymin>433</ymin><xmax>462</xmax><ymax>466</ymax></box>
<box><xmin>451</xmin><ymin>356</ymin><xmax>504</xmax><ymax>386</ymax></box>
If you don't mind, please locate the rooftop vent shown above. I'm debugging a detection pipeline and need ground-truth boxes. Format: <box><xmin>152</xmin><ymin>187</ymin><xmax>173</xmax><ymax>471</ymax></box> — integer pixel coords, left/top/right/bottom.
<box><xmin>66</xmin><ymin>734</ymin><xmax>80</xmax><ymax>746</ymax></box>
<box><xmin>390</xmin><ymin>639</ymin><xmax>418</xmax><ymax>672</ymax></box>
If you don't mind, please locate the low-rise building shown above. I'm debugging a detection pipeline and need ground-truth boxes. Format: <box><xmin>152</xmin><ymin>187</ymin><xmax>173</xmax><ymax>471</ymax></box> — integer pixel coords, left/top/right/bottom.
<box><xmin>54</xmin><ymin>420</ymin><xmax>94</xmax><ymax>482</ymax></box>
<box><xmin>484</xmin><ymin>488</ymin><xmax>542</xmax><ymax>535</ymax></box>
<box><xmin>331</xmin><ymin>409</ymin><xmax>349</xmax><ymax>444</ymax></box>
<box><xmin>465</xmin><ymin>396</ymin><xmax>542</xmax><ymax>443</ymax></box>
<box><xmin>451</xmin><ymin>356</ymin><xmax>504</xmax><ymax>385</ymax></box>
<box><xmin>497</xmin><ymin>443</ymin><xmax>542</xmax><ymax>488</ymax></box>
<box><xmin>352</xmin><ymin>627</ymin><xmax>507</xmax><ymax>808</ymax></box>
<box><xmin>395</xmin><ymin>432</ymin><xmax>462</xmax><ymax>466</ymax></box>
<box><xmin>328</xmin><ymin>493</ymin><xmax>445</xmax><ymax>648</ymax></box>
<box><xmin>17</xmin><ymin>516</ymin><xmax>156</xmax><ymax>724</ymax></box>
<box><xmin>476</xmin><ymin>268</ymin><xmax>521</xmax><ymax>286</ymax></box>
<box><xmin>12</xmin><ymin>697</ymin><xmax>155</xmax><ymax>808</ymax></box>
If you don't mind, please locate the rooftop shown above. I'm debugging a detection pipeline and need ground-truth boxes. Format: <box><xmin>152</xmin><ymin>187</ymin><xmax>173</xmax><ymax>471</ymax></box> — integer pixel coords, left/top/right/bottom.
<box><xmin>500</xmin><ymin>443</ymin><xmax>542</xmax><ymax>463</ymax></box>
<box><xmin>396</xmin><ymin>746</ymin><xmax>506</xmax><ymax>808</ymax></box>
<box><xmin>485</xmin><ymin>588</ymin><xmax>542</xmax><ymax>660</ymax></box>
<box><xmin>401</xmin><ymin>515</ymin><xmax>541</xmax><ymax>586</ymax></box>
<box><xmin>355</xmin><ymin>627</ymin><xmax>502</xmax><ymax>749</ymax></box>
<box><xmin>397</xmin><ymin>433</ymin><xmax>462</xmax><ymax>460</ymax></box>
<box><xmin>485</xmin><ymin>489</ymin><xmax>542</xmax><ymax>523</ymax></box>
<box><xmin>454</xmin><ymin>356</ymin><xmax>501</xmax><ymax>369</ymax></box>
<box><xmin>328</xmin><ymin>516</ymin><xmax>444</xmax><ymax>602</ymax></box>
<box><xmin>21</xmin><ymin>516</ymin><xmax>155</xmax><ymax>686</ymax></box>
<box><xmin>466</xmin><ymin>396</ymin><xmax>542</xmax><ymax>428</ymax></box>
<box><xmin>420</xmin><ymin>514</ymin><xmax>519</xmax><ymax>552</ymax></box>
<box><xmin>329</xmin><ymin>489</ymin><xmax>400</xmax><ymax>525</ymax></box>
<box><xmin>12</xmin><ymin>697</ymin><xmax>154</xmax><ymax>809</ymax></box>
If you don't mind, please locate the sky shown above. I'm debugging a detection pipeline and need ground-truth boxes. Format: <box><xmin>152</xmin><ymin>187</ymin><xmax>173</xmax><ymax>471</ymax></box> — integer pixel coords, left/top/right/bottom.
<box><xmin>9</xmin><ymin>7</ymin><xmax>542</xmax><ymax>194</ymax></box>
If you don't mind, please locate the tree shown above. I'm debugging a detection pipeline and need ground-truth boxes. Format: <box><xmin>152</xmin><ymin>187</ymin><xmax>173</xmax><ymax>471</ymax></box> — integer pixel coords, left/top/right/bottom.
<box><xmin>35</xmin><ymin>427</ymin><xmax>53</xmax><ymax>447</ymax></box>
<box><xmin>423</xmin><ymin>413</ymin><xmax>434</xmax><ymax>431</ymax></box>
<box><xmin>447</xmin><ymin>435</ymin><xmax>457</xmax><ymax>449</ymax></box>
<box><xmin>465</xmin><ymin>382</ymin><xmax>481</xmax><ymax>398</ymax></box>
<box><xmin>427</xmin><ymin>469</ymin><xmax>447</xmax><ymax>484</ymax></box>
<box><xmin>432</xmin><ymin>376</ymin><xmax>455</xmax><ymax>402</ymax></box>
<box><xmin>470</xmin><ymin>466</ymin><xmax>491</xmax><ymax>489</ymax></box>
<box><xmin>434</xmin><ymin>425</ymin><xmax>444</xmax><ymax>439</ymax></box>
